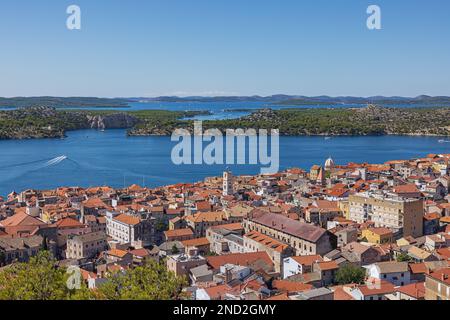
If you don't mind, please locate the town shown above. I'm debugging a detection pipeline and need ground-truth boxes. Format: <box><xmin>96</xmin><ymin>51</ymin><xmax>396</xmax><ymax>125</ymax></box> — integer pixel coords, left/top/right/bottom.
<box><xmin>1</xmin><ymin>153</ymin><xmax>450</xmax><ymax>300</ymax></box>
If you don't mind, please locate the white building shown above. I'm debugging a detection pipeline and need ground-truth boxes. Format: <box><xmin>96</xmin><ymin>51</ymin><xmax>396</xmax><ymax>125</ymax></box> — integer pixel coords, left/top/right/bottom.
<box><xmin>365</xmin><ymin>261</ymin><xmax>411</xmax><ymax>287</ymax></box>
<box><xmin>105</xmin><ymin>211</ymin><xmax>154</xmax><ymax>248</ymax></box>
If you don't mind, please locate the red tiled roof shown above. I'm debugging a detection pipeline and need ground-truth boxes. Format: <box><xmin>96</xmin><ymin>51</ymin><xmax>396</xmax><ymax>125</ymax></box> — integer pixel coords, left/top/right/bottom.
<box><xmin>114</xmin><ymin>214</ymin><xmax>140</xmax><ymax>225</ymax></box>
<box><xmin>181</xmin><ymin>237</ymin><xmax>210</xmax><ymax>247</ymax></box>
<box><xmin>210</xmin><ymin>222</ymin><xmax>243</xmax><ymax>231</ymax></box>
<box><xmin>291</xmin><ymin>255</ymin><xmax>323</xmax><ymax>266</ymax></box>
<box><xmin>244</xmin><ymin>231</ymin><xmax>289</xmax><ymax>253</ymax></box>
<box><xmin>164</xmin><ymin>228</ymin><xmax>194</xmax><ymax>238</ymax></box>
<box><xmin>206</xmin><ymin>252</ymin><xmax>273</xmax><ymax>270</ymax></box>
<box><xmin>396</xmin><ymin>282</ymin><xmax>425</xmax><ymax>299</ymax></box>
<box><xmin>427</xmin><ymin>268</ymin><xmax>450</xmax><ymax>285</ymax></box>
<box><xmin>0</xmin><ymin>211</ymin><xmax>46</xmax><ymax>227</ymax></box>
<box><xmin>54</xmin><ymin>217</ymin><xmax>85</xmax><ymax>228</ymax></box>
<box><xmin>250</xmin><ymin>211</ymin><xmax>327</xmax><ymax>243</ymax></box>
<box><xmin>272</xmin><ymin>280</ymin><xmax>313</xmax><ymax>293</ymax></box>
<box><xmin>358</xmin><ymin>279</ymin><xmax>395</xmax><ymax>296</ymax></box>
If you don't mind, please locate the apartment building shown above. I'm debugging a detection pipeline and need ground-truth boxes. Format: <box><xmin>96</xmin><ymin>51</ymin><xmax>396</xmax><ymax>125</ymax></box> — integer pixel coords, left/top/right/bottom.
<box><xmin>348</xmin><ymin>192</ymin><xmax>423</xmax><ymax>238</ymax></box>
<box><xmin>105</xmin><ymin>211</ymin><xmax>155</xmax><ymax>247</ymax></box>
<box><xmin>0</xmin><ymin>235</ymin><xmax>45</xmax><ymax>266</ymax></box>
<box><xmin>425</xmin><ymin>268</ymin><xmax>450</xmax><ymax>300</ymax></box>
<box><xmin>243</xmin><ymin>211</ymin><xmax>337</xmax><ymax>256</ymax></box>
<box><xmin>66</xmin><ymin>231</ymin><xmax>108</xmax><ymax>260</ymax></box>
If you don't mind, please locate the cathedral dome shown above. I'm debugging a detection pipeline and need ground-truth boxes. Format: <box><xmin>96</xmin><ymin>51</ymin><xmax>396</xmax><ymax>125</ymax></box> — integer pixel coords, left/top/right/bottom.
<box><xmin>325</xmin><ymin>157</ymin><xmax>335</xmax><ymax>170</ymax></box>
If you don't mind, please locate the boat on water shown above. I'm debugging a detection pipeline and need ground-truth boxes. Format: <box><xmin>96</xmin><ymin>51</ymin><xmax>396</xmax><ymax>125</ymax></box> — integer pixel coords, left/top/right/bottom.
<box><xmin>438</xmin><ymin>139</ymin><xmax>450</xmax><ymax>143</ymax></box>
<box><xmin>324</xmin><ymin>136</ymin><xmax>332</xmax><ymax>140</ymax></box>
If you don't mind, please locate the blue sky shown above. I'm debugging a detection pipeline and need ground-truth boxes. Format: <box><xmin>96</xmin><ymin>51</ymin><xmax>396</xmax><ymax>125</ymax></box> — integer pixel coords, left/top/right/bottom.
<box><xmin>0</xmin><ymin>0</ymin><xmax>449</xmax><ymax>97</ymax></box>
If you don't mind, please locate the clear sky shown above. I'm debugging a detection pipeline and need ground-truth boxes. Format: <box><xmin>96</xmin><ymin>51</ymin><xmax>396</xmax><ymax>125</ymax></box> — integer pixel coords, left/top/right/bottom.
<box><xmin>0</xmin><ymin>0</ymin><xmax>449</xmax><ymax>97</ymax></box>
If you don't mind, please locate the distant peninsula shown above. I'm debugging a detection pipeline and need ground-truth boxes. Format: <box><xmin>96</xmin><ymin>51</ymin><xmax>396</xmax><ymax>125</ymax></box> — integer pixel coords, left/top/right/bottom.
<box><xmin>2</xmin><ymin>105</ymin><xmax>450</xmax><ymax>140</ymax></box>
<box><xmin>133</xmin><ymin>94</ymin><xmax>450</xmax><ymax>107</ymax></box>
<box><xmin>0</xmin><ymin>97</ymin><xmax>131</xmax><ymax>108</ymax></box>
<box><xmin>3</xmin><ymin>95</ymin><xmax>450</xmax><ymax>109</ymax></box>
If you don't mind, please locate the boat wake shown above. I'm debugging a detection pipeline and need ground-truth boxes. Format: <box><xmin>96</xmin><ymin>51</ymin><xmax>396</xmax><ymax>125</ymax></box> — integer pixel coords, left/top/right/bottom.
<box><xmin>39</xmin><ymin>155</ymin><xmax>68</xmax><ymax>169</ymax></box>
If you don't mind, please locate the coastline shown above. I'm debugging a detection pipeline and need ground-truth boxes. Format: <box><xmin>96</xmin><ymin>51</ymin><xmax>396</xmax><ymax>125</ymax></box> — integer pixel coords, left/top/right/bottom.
<box><xmin>2</xmin><ymin>105</ymin><xmax>450</xmax><ymax>140</ymax></box>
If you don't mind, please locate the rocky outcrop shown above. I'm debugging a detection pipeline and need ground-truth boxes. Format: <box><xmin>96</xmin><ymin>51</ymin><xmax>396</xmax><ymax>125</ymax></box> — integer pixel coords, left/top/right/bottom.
<box><xmin>0</xmin><ymin>107</ymin><xmax>143</xmax><ymax>140</ymax></box>
<box><xmin>86</xmin><ymin>113</ymin><xmax>141</xmax><ymax>130</ymax></box>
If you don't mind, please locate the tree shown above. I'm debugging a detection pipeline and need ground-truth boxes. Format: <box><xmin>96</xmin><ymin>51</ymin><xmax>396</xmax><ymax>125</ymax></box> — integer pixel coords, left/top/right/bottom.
<box><xmin>0</xmin><ymin>252</ymin><xmax>187</xmax><ymax>300</ymax></box>
<box><xmin>396</xmin><ymin>252</ymin><xmax>413</xmax><ymax>262</ymax></box>
<box><xmin>335</xmin><ymin>264</ymin><xmax>366</xmax><ymax>285</ymax></box>
<box><xmin>171</xmin><ymin>244</ymin><xmax>180</xmax><ymax>255</ymax></box>
<box><xmin>96</xmin><ymin>260</ymin><xmax>187</xmax><ymax>300</ymax></box>
<box><xmin>0</xmin><ymin>251</ymin><xmax>70</xmax><ymax>300</ymax></box>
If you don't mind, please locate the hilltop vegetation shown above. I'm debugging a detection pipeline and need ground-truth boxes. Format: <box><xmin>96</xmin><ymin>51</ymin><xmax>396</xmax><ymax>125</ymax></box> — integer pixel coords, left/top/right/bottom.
<box><xmin>128</xmin><ymin>105</ymin><xmax>450</xmax><ymax>136</ymax></box>
<box><xmin>0</xmin><ymin>107</ymin><xmax>206</xmax><ymax>139</ymax></box>
<box><xmin>205</xmin><ymin>106</ymin><xmax>450</xmax><ymax>136</ymax></box>
<box><xmin>0</xmin><ymin>97</ymin><xmax>130</xmax><ymax>108</ymax></box>
<box><xmin>1</xmin><ymin>105</ymin><xmax>450</xmax><ymax>139</ymax></box>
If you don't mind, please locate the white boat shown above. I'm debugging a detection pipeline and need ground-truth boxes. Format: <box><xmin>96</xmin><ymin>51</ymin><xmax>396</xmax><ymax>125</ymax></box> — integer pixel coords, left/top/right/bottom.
<box><xmin>324</xmin><ymin>136</ymin><xmax>332</xmax><ymax>140</ymax></box>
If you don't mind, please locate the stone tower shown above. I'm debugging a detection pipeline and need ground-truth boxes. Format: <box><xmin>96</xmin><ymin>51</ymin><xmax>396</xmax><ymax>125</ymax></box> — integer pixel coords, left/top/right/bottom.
<box><xmin>223</xmin><ymin>169</ymin><xmax>234</xmax><ymax>196</ymax></box>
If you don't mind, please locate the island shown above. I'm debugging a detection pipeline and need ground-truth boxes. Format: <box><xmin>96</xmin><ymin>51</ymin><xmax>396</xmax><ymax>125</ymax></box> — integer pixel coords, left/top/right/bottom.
<box><xmin>1</xmin><ymin>105</ymin><xmax>450</xmax><ymax>140</ymax></box>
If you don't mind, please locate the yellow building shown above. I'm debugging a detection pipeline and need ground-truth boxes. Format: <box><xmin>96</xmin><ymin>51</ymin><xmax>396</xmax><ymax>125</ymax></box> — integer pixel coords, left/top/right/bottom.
<box><xmin>349</xmin><ymin>192</ymin><xmax>424</xmax><ymax>238</ymax></box>
<box><xmin>361</xmin><ymin>227</ymin><xmax>394</xmax><ymax>244</ymax></box>
<box><xmin>338</xmin><ymin>200</ymin><xmax>350</xmax><ymax>220</ymax></box>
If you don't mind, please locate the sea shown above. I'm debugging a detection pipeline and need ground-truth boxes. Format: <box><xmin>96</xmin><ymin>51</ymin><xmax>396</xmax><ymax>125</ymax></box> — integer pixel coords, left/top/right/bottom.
<box><xmin>0</xmin><ymin>101</ymin><xmax>449</xmax><ymax>196</ymax></box>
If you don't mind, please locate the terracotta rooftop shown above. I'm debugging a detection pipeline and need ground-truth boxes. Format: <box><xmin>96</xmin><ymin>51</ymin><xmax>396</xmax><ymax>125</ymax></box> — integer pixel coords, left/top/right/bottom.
<box><xmin>181</xmin><ymin>237</ymin><xmax>210</xmax><ymax>247</ymax></box>
<box><xmin>427</xmin><ymin>267</ymin><xmax>450</xmax><ymax>285</ymax></box>
<box><xmin>0</xmin><ymin>211</ymin><xmax>46</xmax><ymax>227</ymax></box>
<box><xmin>250</xmin><ymin>211</ymin><xmax>327</xmax><ymax>243</ymax></box>
<box><xmin>272</xmin><ymin>280</ymin><xmax>313</xmax><ymax>293</ymax></box>
<box><xmin>244</xmin><ymin>230</ymin><xmax>289</xmax><ymax>253</ymax></box>
<box><xmin>164</xmin><ymin>228</ymin><xmax>194</xmax><ymax>238</ymax></box>
<box><xmin>291</xmin><ymin>255</ymin><xmax>323</xmax><ymax>266</ymax></box>
<box><xmin>396</xmin><ymin>282</ymin><xmax>425</xmax><ymax>299</ymax></box>
<box><xmin>114</xmin><ymin>214</ymin><xmax>141</xmax><ymax>225</ymax></box>
<box><xmin>206</xmin><ymin>252</ymin><xmax>273</xmax><ymax>270</ymax></box>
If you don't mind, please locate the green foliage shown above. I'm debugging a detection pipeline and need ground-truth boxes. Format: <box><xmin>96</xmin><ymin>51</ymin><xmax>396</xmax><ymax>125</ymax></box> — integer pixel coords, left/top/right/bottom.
<box><xmin>95</xmin><ymin>260</ymin><xmax>187</xmax><ymax>300</ymax></box>
<box><xmin>0</xmin><ymin>251</ymin><xmax>186</xmax><ymax>300</ymax></box>
<box><xmin>335</xmin><ymin>264</ymin><xmax>367</xmax><ymax>285</ymax></box>
<box><xmin>155</xmin><ymin>219</ymin><xmax>168</xmax><ymax>232</ymax></box>
<box><xmin>0</xmin><ymin>251</ymin><xmax>72</xmax><ymax>300</ymax></box>
<box><xmin>4</xmin><ymin>105</ymin><xmax>450</xmax><ymax>139</ymax></box>
<box><xmin>396</xmin><ymin>252</ymin><xmax>413</xmax><ymax>262</ymax></box>
<box><xmin>171</xmin><ymin>244</ymin><xmax>180</xmax><ymax>255</ymax></box>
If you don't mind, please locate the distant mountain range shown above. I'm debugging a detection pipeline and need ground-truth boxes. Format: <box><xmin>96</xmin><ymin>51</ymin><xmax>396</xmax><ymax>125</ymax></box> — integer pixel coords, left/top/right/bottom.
<box><xmin>2</xmin><ymin>95</ymin><xmax>450</xmax><ymax>108</ymax></box>
<box><xmin>131</xmin><ymin>95</ymin><xmax>450</xmax><ymax>106</ymax></box>
<box><xmin>0</xmin><ymin>97</ymin><xmax>130</xmax><ymax>108</ymax></box>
